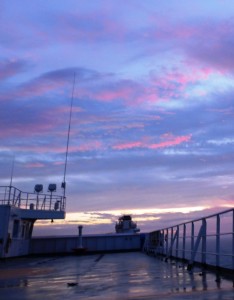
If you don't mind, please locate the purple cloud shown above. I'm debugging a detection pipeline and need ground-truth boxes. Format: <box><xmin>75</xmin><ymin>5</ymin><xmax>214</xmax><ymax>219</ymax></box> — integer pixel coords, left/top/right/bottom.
<box><xmin>0</xmin><ymin>59</ymin><xmax>27</xmax><ymax>80</ymax></box>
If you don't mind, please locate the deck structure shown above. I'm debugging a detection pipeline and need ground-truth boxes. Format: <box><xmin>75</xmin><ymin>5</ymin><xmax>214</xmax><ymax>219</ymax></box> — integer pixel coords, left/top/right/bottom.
<box><xmin>144</xmin><ymin>208</ymin><xmax>234</xmax><ymax>273</ymax></box>
<box><xmin>0</xmin><ymin>185</ymin><xmax>66</xmax><ymax>258</ymax></box>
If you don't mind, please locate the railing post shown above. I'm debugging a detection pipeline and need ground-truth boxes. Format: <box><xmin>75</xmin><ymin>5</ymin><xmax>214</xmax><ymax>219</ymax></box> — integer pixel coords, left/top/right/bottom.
<box><xmin>170</xmin><ymin>227</ymin><xmax>173</xmax><ymax>257</ymax></box>
<box><xmin>168</xmin><ymin>227</ymin><xmax>179</xmax><ymax>258</ymax></box>
<box><xmin>161</xmin><ymin>230</ymin><xmax>165</xmax><ymax>255</ymax></box>
<box><xmin>201</xmin><ymin>218</ymin><xmax>207</xmax><ymax>265</ymax></box>
<box><xmin>232</xmin><ymin>209</ymin><xmax>234</xmax><ymax>271</ymax></box>
<box><xmin>175</xmin><ymin>225</ymin><xmax>179</xmax><ymax>257</ymax></box>
<box><xmin>36</xmin><ymin>195</ymin><xmax>39</xmax><ymax>210</ymax></box>
<box><xmin>189</xmin><ymin>219</ymin><xmax>206</xmax><ymax>268</ymax></box>
<box><xmin>165</xmin><ymin>228</ymin><xmax>169</xmax><ymax>256</ymax></box>
<box><xmin>50</xmin><ymin>194</ymin><xmax>52</xmax><ymax>210</ymax></box>
<box><xmin>26</xmin><ymin>193</ymin><xmax>29</xmax><ymax>209</ymax></box>
<box><xmin>182</xmin><ymin>224</ymin><xmax>186</xmax><ymax>260</ymax></box>
<box><xmin>8</xmin><ymin>186</ymin><xmax>12</xmax><ymax>204</ymax></box>
<box><xmin>191</xmin><ymin>221</ymin><xmax>194</xmax><ymax>255</ymax></box>
<box><xmin>146</xmin><ymin>208</ymin><xmax>233</xmax><ymax>271</ymax></box>
<box><xmin>216</xmin><ymin>214</ymin><xmax>220</xmax><ymax>268</ymax></box>
<box><xmin>13</xmin><ymin>187</ymin><xmax>16</xmax><ymax>205</ymax></box>
<box><xmin>18</xmin><ymin>192</ymin><xmax>21</xmax><ymax>208</ymax></box>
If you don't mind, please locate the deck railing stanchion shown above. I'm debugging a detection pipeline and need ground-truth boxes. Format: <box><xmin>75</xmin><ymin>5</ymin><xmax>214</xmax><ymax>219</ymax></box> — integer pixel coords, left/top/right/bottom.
<box><xmin>26</xmin><ymin>193</ymin><xmax>29</xmax><ymax>209</ymax></box>
<box><xmin>201</xmin><ymin>218</ymin><xmax>207</xmax><ymax>265</ymax></box>
<box><xmin>182</xmin><ymin>223</ymin><xmax>186</xmax><ymax>260</ymax></box>
<box><xmin>166</xmin><ymin>228</ymin><xmax>169</xmax><ymax>257</ymax></box>
<box><xmin>232</xmin><ymin>209</ymin><xmax>234</xmax><ymax>271</ymax></box>
<box><xmin>8</xmin><ymin>186</ymin><xmax>12</xmax><ymax>204</ymax></box>
<box><xmin>170</xmin><ymin>227</ymin><xmax>173</xmax><ymax>257</ymax></box>
<box><xmin>176</xmin><ymin>225</ymin><xmax>179</xmax><ymax>258</ymax></box>
<box><xmin>161</xmin><ymin>230</ymin><xmax>164</xmax><ymax>254</ymax></box>
<box><xmin>163</xmin><ymin>230</ymin><xmax>166</xmax><ymax>255</ymax></box>
<box><xmin>216</xmin><ymin>214</ymin><xmax>220</xmax><ymax>268</ymax></box>
<box><xmin>144</xmin><ymin>208</ymin><xmax>233</xmax><ymax>272</ymax></box>
<box><xmin>13</xmin><ymin>187</ymin><xmax>16</xmax><ymax>205</ymax></box>
<box><xmin>191</xmin><ymin>221</ymin><xmax>194</xmax><ymax>256</ymax></box>
<box><xmin>169</xmin><ymin>227</ymin><xmax>179</xmax><ymax>258</ymax></box>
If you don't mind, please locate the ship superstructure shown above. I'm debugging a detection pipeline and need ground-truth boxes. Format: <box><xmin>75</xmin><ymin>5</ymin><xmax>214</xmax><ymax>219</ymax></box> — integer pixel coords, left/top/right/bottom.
<box><xmin>115</xmin><ymin>215</ymin><xmax>140</xmax><ymax>234</ymax></box>
<box><xmin>0</xmin><ymin>184</ymin><xmax>65</xmax><ymax>258</ymax></box>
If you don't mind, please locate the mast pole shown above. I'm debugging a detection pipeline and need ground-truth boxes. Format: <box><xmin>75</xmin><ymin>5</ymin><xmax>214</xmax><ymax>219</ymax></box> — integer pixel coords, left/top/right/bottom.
<box><xmin>62</xmin><ymin>73</ymin><xmax>76</xmax><ymax>198</ymax></box>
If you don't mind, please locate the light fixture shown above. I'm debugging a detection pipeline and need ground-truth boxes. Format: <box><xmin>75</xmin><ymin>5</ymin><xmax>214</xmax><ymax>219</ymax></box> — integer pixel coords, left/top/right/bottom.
<box><xmin>48</xmin><ymin>184</ymin><xmax>56</xmax><ymax>193</ymax></box>
<box><xmin>34</xmin><ymin>184</ymin><xmax>43</xmax><ymax>193</ymax></box>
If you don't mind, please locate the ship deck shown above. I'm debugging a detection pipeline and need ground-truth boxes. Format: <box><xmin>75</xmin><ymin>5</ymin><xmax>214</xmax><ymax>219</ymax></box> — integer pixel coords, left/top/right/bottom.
<box><xmin>0</xmin><ymin>252</ymin><xmax>233</xmax><ymax>299</ymax></box>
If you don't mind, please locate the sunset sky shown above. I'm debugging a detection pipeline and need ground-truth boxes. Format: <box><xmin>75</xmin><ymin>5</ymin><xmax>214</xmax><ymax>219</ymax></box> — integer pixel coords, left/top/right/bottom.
<box><xmin>1</xmin><ymin>0</ymin><xmax>234</xmax><ymax>235</ymax></box>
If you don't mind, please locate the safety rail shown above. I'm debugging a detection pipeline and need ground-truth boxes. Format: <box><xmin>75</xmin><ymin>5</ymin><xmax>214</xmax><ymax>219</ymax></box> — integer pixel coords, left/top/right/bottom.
<box><xmin>0</xmin><ymin>185</ymin><xmax>66</xmax><ymax>212</ymax></box>
<box><xmin>144</xmin><ymin>208</ymin><xmax>234</xmax><ymax>271</ymax></box>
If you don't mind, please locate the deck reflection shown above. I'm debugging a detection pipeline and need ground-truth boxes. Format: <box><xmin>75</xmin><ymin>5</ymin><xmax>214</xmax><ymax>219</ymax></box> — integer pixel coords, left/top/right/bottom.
<box><xmin>0</xmin><ymin>252</ymin><xmax>233</xmax><ymax>299</ymax></box>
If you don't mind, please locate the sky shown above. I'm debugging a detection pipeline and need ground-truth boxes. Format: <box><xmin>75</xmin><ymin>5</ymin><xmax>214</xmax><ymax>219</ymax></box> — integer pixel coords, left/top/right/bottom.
<box><xmin>0</xmin><ymin>0</ymin><xmax>234</xmax><ymax>236</ymax></box>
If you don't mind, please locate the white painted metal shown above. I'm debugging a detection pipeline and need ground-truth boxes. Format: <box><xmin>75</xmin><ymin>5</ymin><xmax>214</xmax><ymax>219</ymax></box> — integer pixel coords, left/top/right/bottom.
<box><xmin>30</xmin><ymin>234</ymin><xmax>142</xmax><ymax>254</ymax></box>
<box><xmin>0</xmin><ymin>185</ymin><xmax>66</xmax><ymax>258</ymax></box>
<box><xmin>145</xmin><ymin>208</ymin><xmax>234</xmax><ymax>270</ymax></box>
<box><xmin>0</xmin><ymin>185</ymin><xmax>66</xmax><ymax>213</ymax></box>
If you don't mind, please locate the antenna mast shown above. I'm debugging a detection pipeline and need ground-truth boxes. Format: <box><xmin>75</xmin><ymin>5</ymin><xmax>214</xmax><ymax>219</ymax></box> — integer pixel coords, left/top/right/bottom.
<box><xmin>62</xmin><ymin>73</ymin><xmax>76</xmax><ymax>198</ymax></box>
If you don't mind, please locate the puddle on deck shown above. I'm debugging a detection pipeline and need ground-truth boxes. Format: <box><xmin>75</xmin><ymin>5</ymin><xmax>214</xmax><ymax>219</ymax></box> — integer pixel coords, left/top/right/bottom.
<box><xmin>0</xmin><ymin>252</ymin><xmax>233</xmax><ymax>299</ymax></box>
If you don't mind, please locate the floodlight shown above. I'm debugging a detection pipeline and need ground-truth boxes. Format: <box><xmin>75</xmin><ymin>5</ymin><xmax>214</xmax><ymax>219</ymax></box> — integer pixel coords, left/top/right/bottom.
<box><xmin>34</xmin><ymin>184</ymin><xmax>43</xmax><ymax>193</ymax></box>
<box><xmin>48</xmin><ymin>183</ymin><xmax>57</xmax><ymax>193</ymax></box>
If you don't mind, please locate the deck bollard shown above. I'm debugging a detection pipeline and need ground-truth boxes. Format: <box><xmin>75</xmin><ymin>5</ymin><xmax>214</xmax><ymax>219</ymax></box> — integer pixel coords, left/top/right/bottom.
<box><xmin>78</xmin><ymin>225</ymin><xmax>83</xmax><ymax>248</ymax></box>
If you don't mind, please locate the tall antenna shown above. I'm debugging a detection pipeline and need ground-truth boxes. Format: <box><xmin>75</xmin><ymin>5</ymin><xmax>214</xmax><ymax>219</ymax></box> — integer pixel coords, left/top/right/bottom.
<box><xmin>62</xmin><ymin>73</ymin><xmax>76</xmax><ymax>198</ymax></box>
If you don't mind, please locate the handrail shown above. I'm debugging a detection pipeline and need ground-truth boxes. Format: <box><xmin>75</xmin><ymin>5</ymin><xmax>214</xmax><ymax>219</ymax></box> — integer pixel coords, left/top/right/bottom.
<box><xmin>143</xmin><ymin>208</ymin><xmax>234</xmax><ymax>271</ymax></box>
<box><xmin>0</xmin><ymin>185</ymin><xmax>66</xmax><ymax>212</ymax></box>
<box><xmin>154</xmin><ymin>208</ymin><xmax>233</xmax><ymax>232</ymax></box>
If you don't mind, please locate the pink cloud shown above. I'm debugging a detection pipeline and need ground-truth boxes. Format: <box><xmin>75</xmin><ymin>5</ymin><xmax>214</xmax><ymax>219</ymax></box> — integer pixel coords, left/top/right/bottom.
<box><xmin>147</xmin><ymin>16</ymin><xmax>234</xmax><ymax>73</ymax></box>
<box><xmin>78</xmin><ymin>80</ymin><xmax>161</xmax><ymax>105</ymax></box>
<box><xmin>95</xmin><ymin>87</ymin><xmax>133</xmax><ymax>102</ymax></box>
<box><xmin>149</xmin><ymin>66</ymin><xmax>215</xmax><ymax>101</ymax></box>
<box><xmin>0</xmin><ymin>77</ymin><xmax>67</xmax><ymax>103</ymax></box>
<box><xmin>53</xmin><ymin>161</ymin><xmax>65</xmax><ymax>166</ymax></box>
<box><xmin>149</xmin><ymin>133</ymin><xmax>192</xmax><ymax>149</ymax></box>
<box><xmin>71</xmin><ymin>141</ymin><xmax>103</xmax><ymax>152</ymax></box>
<box><xmin>18</xmin><ymin>79</ymin><xmax>66</xmax><ymax>99</ymax></box>
<box><xmin>86</xmin><ymin>80</ymin><xmax>146</xmax><ymax>104</ymax></box>
<box><xmin>8</xmin><ymin>140</ymin><xmax>103</xmax><ymax>155</ymax></box>
<box><xmin>112</xmin><ymin>133</ymin><xmax>192</xmax><ymax>151</ymax></box>
<box><xmin>112</xmin><ymin>141</ymin><xmax>143</xmax><ymax>150</ymax></box>
<box><xmin>55</xmin><ymin>106</ymin><xmax>84</xmax><ymax>114</ymax></box>
<box><xmin>76</xmin><ymin>65</ymin><xmax>215</xmax><ymax>107</ymax></box>
<box><xmin>25</xmin><ymin>162</ymin><xmax>45</xmax><ymax>168</ymax></box>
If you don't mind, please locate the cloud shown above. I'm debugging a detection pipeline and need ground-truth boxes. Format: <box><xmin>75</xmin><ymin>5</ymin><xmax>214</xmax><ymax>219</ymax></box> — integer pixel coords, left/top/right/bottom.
<box><xmin>0</xmin><ymin>67</ymin><xmax>111</xmax><ymax>103</ymax></box>
<box><xmin>25</xmin><ymin>162</ymin><xmax>45</xmax><ymax>168</ymax></box>
<box><xmin>184</xmin><ymin>19</ymin><xmax>234</xmax><ymax>72</ymax></box>
<box><xmin>33</xmin><ymin>204</ymin><xmax>233</xmax><ymax>236</ymax></box>
<box><xmin>57</xmin><ymin>12</ymin><xmax>127</xmax><ymax>43</ymax></box>
<box><xmin>112</xmin><ymin>134</ymin><xmax>192</xmax><ymax>150</ymax></box>
<box><xmin>0</xmin><ymin>59</ymin><xmax>27</xmax><ymax>81</ymax></box>
<box><xmin>149</xmin><ymin>133</ymin><xmax>192</xmax><ymax>149</ymax></box>
<box><xmin>1</xmin><ymin>1</ymin><xmax>234</xmax><ymax>237</ymax></box>
<box><xmin>112</xmin><ymin>141</ymin><xmax>142</xmax><ymax>150</ymax></box>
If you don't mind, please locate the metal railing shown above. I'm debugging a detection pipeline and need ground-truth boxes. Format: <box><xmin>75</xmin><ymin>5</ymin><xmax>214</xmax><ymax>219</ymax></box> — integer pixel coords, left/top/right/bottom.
<box><xmin>144</xmin><ymin>208</ymin><xmax>234</xmax><ymax>271</ymax></box>
<box><xmin>0</xmin><ymin>185</ymin><xmax>66</xmax><ymax>212</ymax></box>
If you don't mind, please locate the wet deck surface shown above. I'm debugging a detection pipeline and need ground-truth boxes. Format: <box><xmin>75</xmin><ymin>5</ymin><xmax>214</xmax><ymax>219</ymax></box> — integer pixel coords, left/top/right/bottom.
<box><xmin>0</xmin><ymin>252</ymin><xmax>233</xmax><ymax>299</ymax></box>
